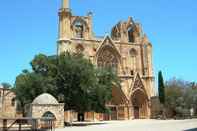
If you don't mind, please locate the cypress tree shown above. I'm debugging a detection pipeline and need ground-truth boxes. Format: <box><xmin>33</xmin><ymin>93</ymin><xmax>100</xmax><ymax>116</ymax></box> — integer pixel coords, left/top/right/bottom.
<box><xmin>158</xmin><ymin>71</ymin><xmax>165</xmax><ymax>104</ymax></box>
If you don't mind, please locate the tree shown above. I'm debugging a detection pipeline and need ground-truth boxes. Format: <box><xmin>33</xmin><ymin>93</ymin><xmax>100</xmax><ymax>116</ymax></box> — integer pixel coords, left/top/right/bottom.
<box><xmin>158</xmin><ymin>71</ymin><xmax>166</xmax><ymax>119</ymax></box>
<box><xmin>165</xmin><ymin>78</ymin><xmax>197</xmax><ymax>118</ymax></box>
<box><xmin>13</xmin><ymin>70</ymin><xmax>49</xmax><ymax>116</ymax></box>
<box><xmin>158</xmin><ymin>71</ymin><xmax>165</xmax><ymax>104</ymax></box>
<box><xmin>14</xmin><ymin>52</ymin><xmax>120</xmax><ymax>116</ymax></box>
<box><xmin>1</xmin><ymin>82</ymin><xmax>12</xmax><ymax>89</ymax></box>
<box><xmin>53</xmin><ymin>53</ymin><xmax>120</xmax><ymax>113</ymax></box>
<box><xmin>165</xmin><ymin>84</ymin><xmax>184</xmax><ymax>118</ymax></box>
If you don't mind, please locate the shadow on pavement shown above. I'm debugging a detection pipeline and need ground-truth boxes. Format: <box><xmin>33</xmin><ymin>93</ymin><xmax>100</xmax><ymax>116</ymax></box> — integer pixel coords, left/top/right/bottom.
<box><xmin>184</xmin><ymin>128</ymin><xmax>197</xmax><ymax>131</ymax></box>
<box><xmin>0</xmin><ymin>129</ymin><xmax>48</xmax><ymax>131</ymax></box>
<box><xmin>65</xmin><ymin>122</ymin><xmax>107</xmax><ymax>127</ymax></box>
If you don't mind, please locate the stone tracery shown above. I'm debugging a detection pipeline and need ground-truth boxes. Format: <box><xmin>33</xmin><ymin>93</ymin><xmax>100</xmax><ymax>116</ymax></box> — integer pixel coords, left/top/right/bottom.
<box><xmin>71</xmin><ymin>17</ymin><xmax>89</xmax><ymax>38</ymax></box>
<box><xmin>74</xmin><ymin>21</ymin><xmax>84</xmax><ymax>38</ymax></box>
<box><xmin>97</xmin><ymin>46</ymin><xmax>119</xmax><ymax>71</ymax></box>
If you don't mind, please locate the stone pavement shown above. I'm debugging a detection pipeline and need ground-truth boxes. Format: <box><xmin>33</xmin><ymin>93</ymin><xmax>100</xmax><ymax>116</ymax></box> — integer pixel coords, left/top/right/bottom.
<box><xmin>56</xmin><ymin>119</ymin><xmax>197</xmax><ymax>131</ymax></box>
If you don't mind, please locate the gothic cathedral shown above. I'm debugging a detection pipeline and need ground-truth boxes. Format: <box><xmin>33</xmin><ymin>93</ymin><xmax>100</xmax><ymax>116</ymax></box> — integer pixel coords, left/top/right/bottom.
<box><xmin>58</xmin><ymin>0</ymin><xmax>155</xmax><ymax>120</ymax></box>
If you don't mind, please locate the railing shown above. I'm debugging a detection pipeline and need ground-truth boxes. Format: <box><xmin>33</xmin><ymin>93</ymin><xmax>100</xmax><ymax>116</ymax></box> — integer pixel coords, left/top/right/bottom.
<box><xmin>0</xmin><ymin>117</ymin><xmax>55</xmax><ymax>131</ymax></box>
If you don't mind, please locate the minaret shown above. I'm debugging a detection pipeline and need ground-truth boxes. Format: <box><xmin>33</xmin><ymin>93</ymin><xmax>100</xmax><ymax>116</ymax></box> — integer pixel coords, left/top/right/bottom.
<box><xmin>57</xmin><ymin>0</ymin><xmax>72</xmax><ymax>55</ymax></box>
<box><xmin>62</xmin><ymin>0</ymin><xmax>69</xmax><ymax>9</ymax></box>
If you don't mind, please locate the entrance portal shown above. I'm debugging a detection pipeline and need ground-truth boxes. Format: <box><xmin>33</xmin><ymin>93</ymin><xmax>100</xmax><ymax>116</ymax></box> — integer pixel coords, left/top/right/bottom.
<box><xmin>131</xmin><ymin>89</ymin><xmax>148</xmax><ymax>119</ymax></box>
<box><xmin>77</xmin><ymin>113</ymin><xmax>85</xmax><ymax>121</ymax></box>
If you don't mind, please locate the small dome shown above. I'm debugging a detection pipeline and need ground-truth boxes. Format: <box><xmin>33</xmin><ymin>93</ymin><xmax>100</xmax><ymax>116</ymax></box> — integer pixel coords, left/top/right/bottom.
<box><xmin>32</xmin><ymin>93</ymin><xmax>58</xmax><ymax>105</ymax></box>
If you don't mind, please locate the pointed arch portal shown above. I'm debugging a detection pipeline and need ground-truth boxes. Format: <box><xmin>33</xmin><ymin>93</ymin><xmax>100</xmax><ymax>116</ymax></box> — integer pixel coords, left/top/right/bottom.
<box><xmin>131</xmin><ymin>89</ymin><xmax>148</xmax><ymax>119</ymax></box>
<box><xmin>130</xmin><ymin>74</ymin><xmax>149</xmax><ymax>119</ymax></box>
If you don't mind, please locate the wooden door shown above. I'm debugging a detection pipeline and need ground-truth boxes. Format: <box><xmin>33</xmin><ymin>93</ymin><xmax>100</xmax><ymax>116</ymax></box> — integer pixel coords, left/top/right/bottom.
<box><xmin>111</xmin><ymin>107</ymin><xmax>117</xmax><ymax>120</ymax></box>
<box><xmin>134</xmin><ymin>106</ymin><xmax>139</xmax><ymax>119</ymax></box>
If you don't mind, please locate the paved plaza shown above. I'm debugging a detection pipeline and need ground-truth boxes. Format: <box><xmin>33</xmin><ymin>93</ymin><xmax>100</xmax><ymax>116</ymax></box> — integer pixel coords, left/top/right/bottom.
<box><xmin>56</xmin><ymin>119</ymin><xmax>197</xmax><ymax>131</ymax></box>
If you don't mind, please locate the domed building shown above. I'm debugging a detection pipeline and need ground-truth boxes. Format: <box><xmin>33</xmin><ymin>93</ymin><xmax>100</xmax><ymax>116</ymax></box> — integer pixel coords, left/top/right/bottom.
<box><xmin>28</xmin><ymin>93</ymin><xmax>64</xmax><ymax>128</ymax></box>
<box><xmin>32</xmin><ymin>93</ymin><xmax>59</xmax><ymax>105</ymax></box>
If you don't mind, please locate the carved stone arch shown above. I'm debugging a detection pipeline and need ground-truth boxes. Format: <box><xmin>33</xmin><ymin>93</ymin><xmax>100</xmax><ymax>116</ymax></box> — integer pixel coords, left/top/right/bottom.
<box><xmin>130</xmin><ymin>74</ymin><xmax>149</xmax><ymax>119</ymax></box>
<box><xmin>129</xmin><ymin>73</ymin><xmax>147</xmax><ymax>97</ymax></box>
<box><xmin>96</xmin><ymin>36</ymin><xmax>121</xmax><ymax>58</ymax></box>
<box><xmin>126</xmin><ymin>23</ymin><xmax>133</xmax><ymax>31</ymax></box>
<box><xmin>71</xmin><ymin>17</ymin><xmax>89</xmax><ymax>38</ymax></box>
<box><xmin>131</xmin><ymin>89</ymin><xmax>149</xmax><ymax>119</ymax></box>
<box><xmin>128</xmin><ymin>26</ymin><xmax>135</xmax><ymax>42</ymax></box>
<box><xmin>76</xmin><ymin>44</ymin><xmax>84</xmax><ymax>53</ymax></box>
<box><xmin>42</xmin><ymin>111</ymin><xmax>56</xmax><ymax>119</ymax></box>
<box><xmin>96</xmin><ymin>36</ymin><xmax>121</xmax><ymax>72</ymax></box>
<box><xmin>129</xmin><ymin>48</ymin><xmax>138</xmax><ymax>57</ymax></box>
<box><xmin>71</xmin><ymin>17</ymin><xmax>89</xmax><ymax>30</ymax></box>
<box><xmin>131</xmin><ymin>89</ymin><xmax>148</xmax><ymax>104</ymax></box>
<box><xmin>97</xmin><ymin>46</ymin><xmax>119</xmax><ymax>71</ymax></box>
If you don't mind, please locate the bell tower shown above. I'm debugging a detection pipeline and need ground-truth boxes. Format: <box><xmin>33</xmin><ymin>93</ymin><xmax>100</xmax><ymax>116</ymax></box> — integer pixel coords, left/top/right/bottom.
<box><xmin>57</xmin><ymin>0</ymin><xmax>72</xmax><ymax>55</ymax></box>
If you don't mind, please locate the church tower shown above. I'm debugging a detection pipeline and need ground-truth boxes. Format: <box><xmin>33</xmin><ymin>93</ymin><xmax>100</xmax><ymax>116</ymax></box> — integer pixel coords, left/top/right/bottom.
<box><xmin>57</xmin><ymin>0</ymin><xmax>93</xmax><ymax>55</ymax></box>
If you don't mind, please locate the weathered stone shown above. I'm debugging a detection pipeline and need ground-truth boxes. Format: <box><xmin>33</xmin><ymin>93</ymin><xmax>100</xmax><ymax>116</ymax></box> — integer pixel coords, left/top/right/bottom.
<box><xmin>58</xmin><ymin>0</ymin><xmax>155</xmax><ymax>120</ymax></box>
<box><xmin>0</xmin><ymin>87</ymin><xmax>16</xmax><ymax>117</ymax></box>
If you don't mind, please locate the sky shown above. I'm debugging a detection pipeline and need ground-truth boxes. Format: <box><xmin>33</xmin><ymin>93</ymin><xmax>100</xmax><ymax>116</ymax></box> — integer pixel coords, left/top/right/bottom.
<box><xmin>0</xmin><ymin>0</ymin><xmax>196</xmax><ymax>86</ymax></box>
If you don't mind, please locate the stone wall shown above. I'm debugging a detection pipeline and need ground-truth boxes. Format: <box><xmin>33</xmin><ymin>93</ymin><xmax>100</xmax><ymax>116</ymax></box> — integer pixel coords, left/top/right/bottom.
<box><xmin>0</xmin><ymin>89</ymin><xmax>16</xmax><ymax>117</ymax></box>
<box><xmin>150</xmin><ymin>96</ymin><xmax>162</xmax><ymax>118</ymax></box>
<box><xmin>31</xmin><ymin>104</ymin><xmax>64</xmax><ymax>128</ymax></box>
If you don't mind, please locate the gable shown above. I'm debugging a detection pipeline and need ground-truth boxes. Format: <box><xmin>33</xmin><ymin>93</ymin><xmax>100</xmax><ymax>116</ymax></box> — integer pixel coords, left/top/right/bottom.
<box><xmin>132</xmin><ymin>73</ymin><xmax>144</xmax><ymax>91</ymax></box>
<box><xmin>129</xmin><ymin>73</ymin><xmax>148</xmax><ymax>97</ymax></box>
<box><xmin>96</xmin><ymin>35</ymin><xmax>121</xmax><ymax>59</ymax></box>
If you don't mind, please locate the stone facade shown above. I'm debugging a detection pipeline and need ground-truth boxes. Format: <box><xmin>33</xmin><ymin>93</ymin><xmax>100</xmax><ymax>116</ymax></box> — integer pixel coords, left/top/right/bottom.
<box><xmin>58</xmin><ymin>0</ymin><xmax>155</xmax><ymax>120</ymax></box>
<box><xmin>0</xmin><ymin>86</ymin><xmax>16</xmax><ymax>117</ymax></box>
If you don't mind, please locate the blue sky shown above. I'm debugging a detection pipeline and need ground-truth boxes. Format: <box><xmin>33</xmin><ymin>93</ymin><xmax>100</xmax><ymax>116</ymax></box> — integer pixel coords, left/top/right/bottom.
<box><xmin>0</xmin><ymin>0</ymin><xmax>196</xmax><ymax>85</ymax></box>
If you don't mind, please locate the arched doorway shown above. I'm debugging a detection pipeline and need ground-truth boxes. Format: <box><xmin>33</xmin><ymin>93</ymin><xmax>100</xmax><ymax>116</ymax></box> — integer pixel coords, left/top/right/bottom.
<box><xmin>42</xmin><ymin>111</ymin><xmax>56</xmax><ymax>118</ymax></box>
<box><xmin>77</xmin><ymin>113</ymin><xmax>85</xmax><ymax>121</ymax></box>
<box><xmin>41</xmin><ymin>111</ymin><xmax>56</xmax><ymax>128</ymax></box>
<box><xmin>131</xmin><ymin>89</ymin><xmax>148</xmax><ymax>119</ymax></box>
